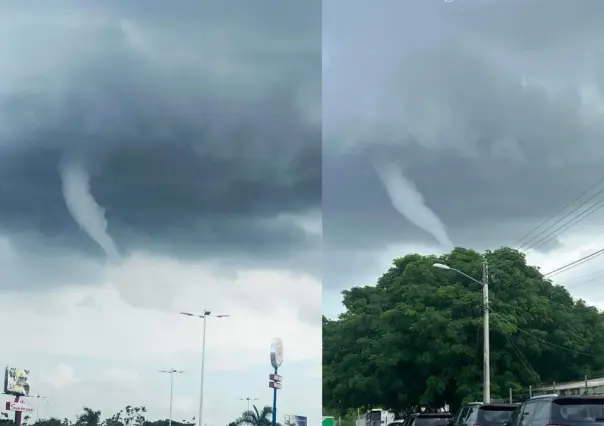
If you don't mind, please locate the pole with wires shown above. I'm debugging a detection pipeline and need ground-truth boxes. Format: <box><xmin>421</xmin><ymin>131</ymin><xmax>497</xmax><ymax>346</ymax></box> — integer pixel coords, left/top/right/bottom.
<box><xmin>483</xmin><ymin>260</ymin><xmax>490</xmax><ymax>404</ymax></box>
<box><xmin>433</xmin><ymin>260</ymin><xmax>490</xmax><ymax>403</ymax></box>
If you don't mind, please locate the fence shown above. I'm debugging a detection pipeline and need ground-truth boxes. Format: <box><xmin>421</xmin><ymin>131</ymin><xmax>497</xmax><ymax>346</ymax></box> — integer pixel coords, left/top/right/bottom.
<box><xmin>507</xmin><ymin>375</ymin><xmax>604</xmax><ymax>403</ymax></box>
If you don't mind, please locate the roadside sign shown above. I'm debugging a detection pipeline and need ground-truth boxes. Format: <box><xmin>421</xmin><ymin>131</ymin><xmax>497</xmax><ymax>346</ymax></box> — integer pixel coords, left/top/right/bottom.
<box><xmin>322</xmin><ymin>417</ymin><xmax>335</xmax><ymax>426</ymax></box>
<box><xmin>5</xmin><ymin>397</ymin><xmax>34</xmax><ymax>413</ymax></box>
<box><xmin>270</xmin><ymin>338</ymin><xmax>283</xmax><ymax>369</ymax></box>
<box><xmin>269</xmin><ymin>372</ymin><xmax>282</xmax><ymax>389</ymax></box>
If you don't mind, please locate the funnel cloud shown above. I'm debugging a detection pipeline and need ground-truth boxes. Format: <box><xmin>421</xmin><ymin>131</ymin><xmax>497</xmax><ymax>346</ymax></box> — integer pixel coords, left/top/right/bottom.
<box><xmin>323</xmin><ymin>0</ymin><xmax>604</xmax><ymax>293</ymax></box>
<box><xmin>372</xmin><ymin>159</ymin><xmax>453</xmax><ymax>250</ymax></box>
<box><xmin>60</xmin><ymin>159</ymin><xmax>120</xmax><ymax>260</ymax></box>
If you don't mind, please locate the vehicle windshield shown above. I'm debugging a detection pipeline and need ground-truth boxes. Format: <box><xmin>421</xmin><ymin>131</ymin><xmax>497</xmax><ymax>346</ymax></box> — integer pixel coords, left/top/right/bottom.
<box><xmin>478</xmin><ymin>408</ymin><xmax>516</xmax><ymax>423</ymax></box>
<box><xmin>552</xmin><ymin>399</ymin><xmax>604</xmax><ymax>422</ymax></box>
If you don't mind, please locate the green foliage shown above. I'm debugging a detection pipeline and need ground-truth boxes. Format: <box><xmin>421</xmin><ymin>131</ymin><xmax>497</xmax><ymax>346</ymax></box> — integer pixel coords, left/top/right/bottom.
<box><xmin>322</xmin><ymin>247</ymin><xmax>604</xmax><ymax>414</ymax></box>
<box><xmin>0</xmin><ymin>402</ymin><xmax>276</xmax><ymax>426</ymax></box>
<box><xmin>0</xmin><ymin>406</ymin><xmax>194</xmax><ymax>426</ymax></box>
<box><xmin>234</xmin><ymin>405</ymin><xmax>281</xmax><ymax>426</ymax></box>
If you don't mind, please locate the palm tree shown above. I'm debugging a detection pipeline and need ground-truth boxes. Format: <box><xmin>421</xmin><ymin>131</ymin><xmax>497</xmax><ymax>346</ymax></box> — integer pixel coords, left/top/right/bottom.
<box><xmin>235</xmin><ymin>406</ymin><xmax>273</xmax><ymax>426</ymax></box>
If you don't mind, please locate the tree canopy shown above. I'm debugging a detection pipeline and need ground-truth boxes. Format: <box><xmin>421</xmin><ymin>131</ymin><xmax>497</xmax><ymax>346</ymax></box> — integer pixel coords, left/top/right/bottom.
<box><xmin>322</xmin><ymin>247</ymin><xmax>604</xmax><ymax>414</ymax></box>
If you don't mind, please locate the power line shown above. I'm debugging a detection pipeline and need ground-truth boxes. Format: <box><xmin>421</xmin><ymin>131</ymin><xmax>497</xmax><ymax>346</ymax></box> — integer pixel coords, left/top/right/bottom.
<box><xmin>558</xmin><ymin>269</ymin><xmax>604</xmax><ymax>290</ymax></box>
<box><xmin>493</xmin><ymin>315</ymin><xmax>541</xmax><ymax>382</ymax></box>
<box><xmin>542</xmin><ymin>247</ymin><xmax>604</xmax><ymax>278</ymax></box>
<box><xmin>514</xmin><ymin>175</ymin><xmax>604</xmax><ymax>250</ymax></box>
<box><xmin>522</xmin><ymin>195</ymin><xmax>604</xmax><ymax>252</ymax></box>
<box><xmin>490</xmin><ymin>308</ymin><xmax>598</xmax><ymax>358</ymax></box>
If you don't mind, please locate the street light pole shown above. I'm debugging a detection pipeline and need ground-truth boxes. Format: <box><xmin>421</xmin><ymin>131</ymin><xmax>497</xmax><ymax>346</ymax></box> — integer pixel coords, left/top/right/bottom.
<box><xmin>238</xmin><ymin>397</ymin><xmax>259</xmax><ymax>412</ymax></box>
<box><xmin>159</xmin><ymin>369</ymin><xmax>184</xmax><ymax>426</ymax></box>
<box><xmin>35</xmin><ymin>395</ymin><xmax>48</xmax><ymax>422</ymax></box>
<box><xmin>181</xmin><ymin>310</ymin><xmax>230</xmax><ymax>426</ymax></box>
<box><xmin>433</xmin><ymin>260</ymin><xmax>490</xmax><ymax>403</ymax></box>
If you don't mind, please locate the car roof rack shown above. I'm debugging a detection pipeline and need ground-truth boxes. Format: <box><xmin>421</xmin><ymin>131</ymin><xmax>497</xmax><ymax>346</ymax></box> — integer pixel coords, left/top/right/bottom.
<box><xmin>530</xmin><ymin>394</ymin><xmax>559</xmax><ymax>399</ymax></box>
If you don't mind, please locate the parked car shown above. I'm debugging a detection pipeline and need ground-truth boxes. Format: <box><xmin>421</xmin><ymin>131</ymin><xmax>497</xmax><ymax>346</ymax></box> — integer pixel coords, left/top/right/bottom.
<box><xmin>504</xmin><ymin>394</ymin><xmax>604</xmax><ymax>426</ymax></box>
<box><xmin>401</xmin><ymin>413</ymin><xmax>453</xmax><ymax>426</ymax></box>
<box><xmin>452</xmin><ymin>402</ymin><xmax>517</xmax><ymax>426</ymax></box>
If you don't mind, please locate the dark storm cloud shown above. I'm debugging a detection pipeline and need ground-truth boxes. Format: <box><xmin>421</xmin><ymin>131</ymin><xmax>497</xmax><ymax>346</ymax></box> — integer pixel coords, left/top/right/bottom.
<box><xmin>0</xmin><ymin>1</ymin><xmax>321</xmax><ymax>276</ymax></box>
<box><xmin>323</xmin><ymin>0</ymin><xmax>604</xmax><ymax>289</ymax></box>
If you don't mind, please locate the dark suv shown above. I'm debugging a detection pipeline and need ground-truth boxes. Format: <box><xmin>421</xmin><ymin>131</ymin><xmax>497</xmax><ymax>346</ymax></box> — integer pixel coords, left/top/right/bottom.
<box><xmin>452</xmin><ymin>402</ymin><xmax>517</xmax><ymax>426</ymax></box>
<box><xmin>402</xmin><ymin>413</ymin><xmax>453</xmax><ymax>426</ymax></box>
<box><xmin>505</xmin><ymin>395</ymin><xmax>604</xmax><ymax>426</ymax></box>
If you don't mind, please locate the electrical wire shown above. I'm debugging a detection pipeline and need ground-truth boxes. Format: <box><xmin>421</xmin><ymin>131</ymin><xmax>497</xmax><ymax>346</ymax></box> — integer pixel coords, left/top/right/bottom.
<box><xmin>493</xmin><ymin>315</ymin><xmax>541</xmax><ymax>382</ymax></box>
<box><xmin>514</xmin><ymin>175</ymin><xmax>604</xmax><ymax>250</ymax></box>
<box><xmin>489</xmin><ymin>308</ymin><xmax>599</xmax><ymax>358</ymax></box>
<box><xmin>522</xmin><ymin>196</ymin><xmax>604</xmax><ymax>252</ymax></box>
<box><xmin>558</xmin><ymin>269</ymin><xmax>604</xmax><ymax>290</ymax></box>
<box><xmin>542</xmin><ymin>247</ymin><xmax>604</xmax><ymax>278</ymax></box>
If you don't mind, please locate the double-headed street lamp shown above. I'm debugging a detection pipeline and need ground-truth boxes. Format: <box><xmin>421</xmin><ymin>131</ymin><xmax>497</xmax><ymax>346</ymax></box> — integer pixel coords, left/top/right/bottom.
<box><xmin>238</xmin><ymin>397</ymin><xmax>259</xmax><ymax>412</ymax></box>
<box><xmin>433</xmin><ymin>261</ymin><xmax>490</xmax><ymax>403</ymax></box>
<box><xmin>180</xmin><ymin>311</ymin><xmax>230</xmax><ymax>426</ymax></box>
<box><xmin>34</xmin><ymin>395</ymin><xmax>48</xmax><ymax>422</ymax></box>
<box><xmin>159</xmin><ymin>369</ymin><xmax>184</xmax><ymax>426</ymax></box>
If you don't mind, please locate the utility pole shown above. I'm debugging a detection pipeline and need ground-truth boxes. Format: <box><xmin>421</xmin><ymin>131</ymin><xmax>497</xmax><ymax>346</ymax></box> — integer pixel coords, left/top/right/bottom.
<box><xmin>483</xmin><ymin>260</ymin><xmax>490</xmax><ymax>403</ymax></box>
<box><xmin>159</xmin><ymin>368</ymin><xmax>184</xmax><ymax>426</ymax></box>
<box><xmin>433</xmin><ymin>260</ymin><xmax>491</xmax><ymax>403</ymax></box>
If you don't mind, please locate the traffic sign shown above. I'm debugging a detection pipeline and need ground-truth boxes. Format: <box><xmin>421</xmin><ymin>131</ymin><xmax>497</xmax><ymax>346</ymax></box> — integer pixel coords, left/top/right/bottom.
<box><xmin>269</xmin><ymin>381</ymin><xmax>282</xmax><ymax>389</ymax></box>
<box><xmin>270</xmin><ymin>374</ymin><xmax>282</xmax><ymax>382</ymax></box>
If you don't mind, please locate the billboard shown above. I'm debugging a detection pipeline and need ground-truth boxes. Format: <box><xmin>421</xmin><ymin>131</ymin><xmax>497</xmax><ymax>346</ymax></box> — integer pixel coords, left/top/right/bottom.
<box><xmin>293</xmin><ymin>416</ymin><xmax>307</xmax><ymax>426</ymax></box>
<box><xmin>3</xmin><ymin>367</ymin><xmax>31</xmax><ymax>396</ymax></box>
<box><xmin>5</xmin><ymin>397</ymin><xmax>35</xmax><ymax>413</ymax></box>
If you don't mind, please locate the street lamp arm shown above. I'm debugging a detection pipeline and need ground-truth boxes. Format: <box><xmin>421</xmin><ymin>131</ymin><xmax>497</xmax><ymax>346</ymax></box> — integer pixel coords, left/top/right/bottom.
<box><xmin>449</xmin><ymin>268</ymin><xmax>483</xmax><ymax>286</ymax></box>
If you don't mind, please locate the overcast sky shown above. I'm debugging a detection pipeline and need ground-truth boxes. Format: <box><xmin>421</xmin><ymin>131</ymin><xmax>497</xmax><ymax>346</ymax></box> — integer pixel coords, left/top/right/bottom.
<box><xmin>323</xmin><ymin>0</ymin><xmax>604</xmax><ymax>317</ymax></box>
<box><xmin>0</xmin><ymin>1</ymin><xmax>320</xmax><ymax>424</ymax></box>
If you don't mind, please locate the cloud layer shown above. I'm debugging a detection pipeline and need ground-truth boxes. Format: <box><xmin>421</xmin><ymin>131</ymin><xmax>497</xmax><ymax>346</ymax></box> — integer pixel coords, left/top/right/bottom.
<box><xmin>0</xmin><ymin>2</ymin><xmax>321</xmax><ymax>424</ymax></box>
<box><xmin>0</xmin><ymin>1</ymin><xmax>321</xmax><ymax>291</ymax></box>
<box><xmin>323</xmin><ymin>0</ymin><xmax>604</xmax><ymax>290</ymax></box>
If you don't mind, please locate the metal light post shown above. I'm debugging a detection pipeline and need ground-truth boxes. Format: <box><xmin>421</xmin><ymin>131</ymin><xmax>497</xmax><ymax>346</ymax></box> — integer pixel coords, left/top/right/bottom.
<box><xmin>433</xmin><ymin>260</ymin><xmax>490</xmax><ymax>403</ymax></box>
<box><xmin>238</xmin><ymin>397</ymin><xmax>259</xmax><ymax>412</ymax></box>
<box><xmin>181</xmin><ymin>311</ymin><xmax>230</xmax><ymax>426</ymax></box>
<box><xmin>35</xmin><ymin>395</ymin><xmax>48</xmax><ymax>422</ymax></box>
<box><xmin>159</xmin><ymin>369</ymin><xmax>184</xmax><ymax>426</ymax></box>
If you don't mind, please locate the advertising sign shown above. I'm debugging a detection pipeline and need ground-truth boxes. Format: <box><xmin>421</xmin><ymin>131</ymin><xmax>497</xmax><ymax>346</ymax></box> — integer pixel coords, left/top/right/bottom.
<box><xmin>4</xmin><ymin>367</ymin><xmax>31</xmax><ymax>396</ymax></box>
<box><xmin>270</xmin><ymin>338</ymin><xmax>283</xmax><ymax>369</ymax></box>
<box><xmin>5</xmin><ymin>397</ymin><xmax>35</xmax><ymax>413</ymax></box>
<box><xmin>293</xmin><ymin>416</ymin><xmax>307</xmax><ymax>426</ymax></box>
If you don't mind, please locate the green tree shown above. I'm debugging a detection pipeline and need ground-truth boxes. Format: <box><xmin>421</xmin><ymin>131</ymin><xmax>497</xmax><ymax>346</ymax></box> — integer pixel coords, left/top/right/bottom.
<box><xmin>33</xmin><ymin>418</ymin><xmax>62</xmax><ymax>426</ymax></box>
<box><xmin>323</xmin><ymin>247</ymin><xmax>604</xmax><ymax>414</ymax></box>
<box><xmin>235</xmin><ymin>405</ymin><xmax>276</xmax><ymax>426</ymax></box>
<box><xmin>0</xmin><ymin>411</ymin><xmax>13</xmax><ymax>426</ymax></box>
<box><xmin>76</xmin><ymin>408</ymin><xmax>101</xmax><ymax>426</ymax></box>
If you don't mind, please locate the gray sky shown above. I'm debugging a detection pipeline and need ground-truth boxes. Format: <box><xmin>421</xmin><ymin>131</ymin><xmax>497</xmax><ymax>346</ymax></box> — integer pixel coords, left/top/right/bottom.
<box><xmin>0</xmin><ymin>1</ymin><xmax>320</xmax><ymax>424</ymax></box>
<box><xmin>323</xmin><ymin>0</ymin><xmax>604</xmax><ymax>315</ymax></box>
